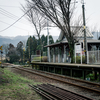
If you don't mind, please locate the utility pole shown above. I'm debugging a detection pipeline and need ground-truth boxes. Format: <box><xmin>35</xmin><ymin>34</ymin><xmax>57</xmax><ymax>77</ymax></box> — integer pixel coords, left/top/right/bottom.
<box><xmin>28</xmin><ymin>34</ymin><xmax>30</xmax><ymax>61</ymax></box>
<box><xmin>47</xmin><ymin>19</ymin><xmax>50</xmax><ymax>62</ymax></box>
<box><xmin>82</xmin><ymin>0</ymin><xmax>87</xmax><ymax>64</ymax></box>
<box><xmin>0</xmin><ymin>46</ymin><xmax>3</xmax><ymax>67</ymax></box>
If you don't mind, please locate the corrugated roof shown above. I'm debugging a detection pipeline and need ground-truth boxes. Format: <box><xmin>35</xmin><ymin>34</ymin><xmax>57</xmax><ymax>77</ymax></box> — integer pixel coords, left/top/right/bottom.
<box><xmin>58</xmin><ymin>27</ymin><xmax>93</xmax><ymax>41</ymax></box>
<box><xmin>44</xmin><ymin>39</ymin><xmax>100</xmax><ymax>47</ymax></box>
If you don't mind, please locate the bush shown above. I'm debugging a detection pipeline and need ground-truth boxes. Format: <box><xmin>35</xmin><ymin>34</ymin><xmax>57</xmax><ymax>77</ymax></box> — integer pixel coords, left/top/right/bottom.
<box><xmin>32</xmin><ymin>56</ymin><xmax>48</xmax><ymax>62</ymax></box>
<box><xmin>9</xmin><ymin>54</ymin><xmax>20</xmax><ymax>63</ymax></box>
<box><xmin>42</xmin><ymin>56</ymin><xmax>48</xmax><ymax>62</ymax></box>
<box><xmin>73</xmin><ymin>56</ymin><xmax>85</xmax><ymax>64</ymax></box>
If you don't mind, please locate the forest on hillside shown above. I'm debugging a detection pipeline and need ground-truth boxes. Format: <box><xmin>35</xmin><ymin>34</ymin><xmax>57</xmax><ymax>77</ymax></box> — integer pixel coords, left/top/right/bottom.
<box><xmin>2</xmin><ymin>35</ymin><xmax>57</xmax><ymax>63</ymax></box>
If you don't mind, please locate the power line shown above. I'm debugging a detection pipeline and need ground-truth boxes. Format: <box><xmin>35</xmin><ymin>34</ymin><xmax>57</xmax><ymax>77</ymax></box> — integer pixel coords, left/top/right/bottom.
<box><xmin>0</xmin><ymin>20</ymin><xmax>34</xmax><ymax>33</ymax></box>
<box><xmin>0</xmin><ymin>7</ymin><xmax>30</xmax><ymax>25</ymax></box>
<box><xmin>0</xmin><ymin>7</ymin><xmax>19</xmax><ymax>19</ymax></box>
<box><xmin>0</xmin><ymin>5</ymin><xmax>30</xmax><ymax>8</ymax></box>
<box><xmin>0</xmin><ymin>5</ymin><xmax>20</xmax><ymax>8</ymax></box>
<box><xmin>0</xmin><ymin>6</ymin><xmax>33</xmax><ymax>32</ymax></box>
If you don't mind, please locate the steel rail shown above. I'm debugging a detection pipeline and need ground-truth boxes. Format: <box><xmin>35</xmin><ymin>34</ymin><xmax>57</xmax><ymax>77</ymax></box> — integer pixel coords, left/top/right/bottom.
<box><xmin>29</xmin><ymin>84</ymin><xmax>57</xmax><ymax>100</ymax></box>
<box><xmin>30</xmin><ymin>84</ymin><xmax>93</xmax><ymax>100</ymax></box>
<box><xmin>37</xmin><ymin>84</ymin><xmax>85</xmax><ymax>100</ymax></box>
<box><xmin>13</xmin><ymin>67</ymin><xmax>100</xmax><ymax>94</ymax></box>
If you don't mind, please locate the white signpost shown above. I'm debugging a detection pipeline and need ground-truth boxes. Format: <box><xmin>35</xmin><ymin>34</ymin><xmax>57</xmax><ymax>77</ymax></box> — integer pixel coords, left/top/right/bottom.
<box><xmin>75</xmin><ymin>43</ymin><xmax>82</xmax><ymax>64</ymax></box>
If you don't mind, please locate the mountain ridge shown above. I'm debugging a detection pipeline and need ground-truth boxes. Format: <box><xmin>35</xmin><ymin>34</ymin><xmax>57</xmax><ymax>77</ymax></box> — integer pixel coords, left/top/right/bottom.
<box><xmin>0</xmin><ymin>35</ymin><xmax>58</xmax><ymax>47</ymax></box>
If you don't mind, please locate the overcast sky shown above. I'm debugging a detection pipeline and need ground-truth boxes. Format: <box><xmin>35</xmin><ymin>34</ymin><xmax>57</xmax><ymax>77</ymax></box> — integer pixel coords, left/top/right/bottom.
<box><xmin>0</xmin><ymin>0</ymin><xmax>100</xmax><ymax>37</ymax></box>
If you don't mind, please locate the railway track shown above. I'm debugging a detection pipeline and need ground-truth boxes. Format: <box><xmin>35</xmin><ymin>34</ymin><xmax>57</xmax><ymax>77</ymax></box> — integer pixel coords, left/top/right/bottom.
<box><xmin>29</xmin><ymin>84</ymin><xmax>93</xmax><ymax>100</ymax></box>
<box><xmin>12</xmin><ymin>66</ymin><xmax>100</xmax><ymax>94</ymax></box>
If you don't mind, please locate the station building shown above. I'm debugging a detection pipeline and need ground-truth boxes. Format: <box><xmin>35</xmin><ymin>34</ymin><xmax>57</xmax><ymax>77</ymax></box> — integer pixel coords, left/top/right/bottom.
<box><xmin>45</xmin><ymin>28</ymin><xmax>100</xmax><ymax>64</ymax></box>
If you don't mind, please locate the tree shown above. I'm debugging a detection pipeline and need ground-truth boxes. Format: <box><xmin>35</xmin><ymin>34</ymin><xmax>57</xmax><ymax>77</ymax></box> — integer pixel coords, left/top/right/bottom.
<box><xmin>49</xmin><ymin>35</ymin><xmax>54</xmax><ymax>44</ymax></box>
<box><xmin>7</xmin><ymin>43</ymin><xmax>19</xmax><ymax>63</ymax></box>
<box><xmin>30</xmin><ymin>0</ymin><xmax>82</xmax><ymax>62</ymax></box>
<box><xmin>25</xmin><ymin>36</ymin><xmax>32</xmax><ymax>59</ymax></box>
<box><xmin>32</xmin><ymin>36</ymin><xmax>37</xmax><ymax>54</ymax></box>
<box><xmin>2</xmin><ymin>44</ymin><xmax>9</xmax><ymax>61</ymax></box>
<box><xmin>25</xmin><ymin>35</ymin><xmax>54</xmax><ymax>57</ymax></box>
<box><xmin>22</xmin><ymin>0</ymin><xmax>47</xmax><ymax>57</ymax></box>
<box><xmin>16</xmin><ymin>41</ymin><xmax>23</xmax><ymax>58</ymax></box>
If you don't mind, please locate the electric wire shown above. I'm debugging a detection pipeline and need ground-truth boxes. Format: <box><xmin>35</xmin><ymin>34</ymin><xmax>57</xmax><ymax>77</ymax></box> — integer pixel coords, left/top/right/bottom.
<box><xmin>0</xmin><ymin>20</ymin><xmax>34</xmax><ymax>33</ymax></box>
<box><xmin>0</xmin><ymin>5</ymin><xmax>20</xmax><ymax>8</ymax></box>
<box><xmin>0</xmin><ymin>7</ymin><xmax>30</xmax><ymax>25</ymax></box>
<box><xmin>0</xmin><ymin>6</ymin><xmax>33</xmax><ymax>32</ymax></box>
<box><xmin>0</xmin><ymin>7</ymin><xmax>19</xmax><ymax>19</ymax></box>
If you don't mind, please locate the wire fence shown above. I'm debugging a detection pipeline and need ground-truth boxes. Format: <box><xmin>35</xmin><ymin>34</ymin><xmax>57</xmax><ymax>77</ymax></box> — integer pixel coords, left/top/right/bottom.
<box><xmin>31</xmin><ymin>55</ymin><xmax>41</xmax><ymax>62</ymax></box>
<box><xmin>88</xmin><ymin>50</ymin><xmax>100</xmax><ymax>64</ymax></box>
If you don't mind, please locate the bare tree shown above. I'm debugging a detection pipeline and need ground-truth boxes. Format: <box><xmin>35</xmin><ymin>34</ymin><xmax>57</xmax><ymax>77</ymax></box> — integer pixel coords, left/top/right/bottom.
<box><xmin>21</xmin><ymin>0</ymin><xmax>47</xmax><ymax>57</ymax></box>
<box><xmin>29</xmin><ymin>0</ymin><xmax>82</xmax><ymax>62</ymax></box>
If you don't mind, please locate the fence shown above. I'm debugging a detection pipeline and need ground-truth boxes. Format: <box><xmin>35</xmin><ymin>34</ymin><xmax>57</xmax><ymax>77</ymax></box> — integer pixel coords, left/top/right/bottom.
<box><xmin>88</xmin><ymin>50</ymin><xmax>100</xmax><ymax>64</ymax></box>
<box><xmin>31</xmin><ymin>55</ymin><xmax>41</xmax><ymax>62</ymax></box>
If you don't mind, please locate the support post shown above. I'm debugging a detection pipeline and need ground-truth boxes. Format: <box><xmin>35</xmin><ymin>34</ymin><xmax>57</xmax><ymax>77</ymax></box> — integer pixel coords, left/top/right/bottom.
<box><xmin>94</xmin><ymin>71</ymin><xmax>97</xmax><ymax>80</ymax></box>
<box><xmin>81</xmin><ymin>46</ymin><xmax>82</xmax><ymax>64</ymax></box>
<box><xmin>54</xmin><ymin>67</ymin><xmax>55</xmax><ymax>73</ymax></box>
<box><xmin>49</xmin><ymin>47</ymin><xmax>51</xmax><ymax>62</ymax></box>
<box><xmin>61</xmin><ymin>46</ymin><xmax>64</xmax><ymax>62</ymax></box>
<box><xmin>82</xmin><ymin>0</ymin><xmax>87</xmax><ymax>64</ymax></box>
<box><xmin>58</xmin><ymin>47</ymin><xmax>60</xmax><ymax>63</ymax></box>
<box><xmin>61</xmin><ymin>68</ymin><xmax>63</xmax><ymax>75</ymax></box>
<box><xmin>97</xmin><ymin>46</ymin><xmax>99</xmax><ymax>62</ymax></box>
<box><xmin>70</xmin><ymin>69</ymin><xmax>72</xmax><ymax>77</ymax></box>
<box><xmin>64</xmin><ymin>45</ymin><xmax>66</xmax><ymax>63</ymax></box>
<box><xmin>87</xmin><ymin>51</ymin><xmax>89</xmax><ymax>64</ymax></box>
<box><xmin>43</xmin><ymin>65</ymin><xmax>44</xmax><ymax>71</ymax></box>
<box><xmin>87</xmin><ymin>43</ymin><xmax>89</xmax><ymax>64</ymax></box>
<box><xmin>83</xmin><ymin>70</ymin><xmax>85</xmax><ymax>80</ymax></box>
<box><xmin>48</xmin><ymin>66</ymin><xmax>49</xmax><ymax>72</ymax></box>
<box><xmin>53</xmin><ymin>47</ymin><xmax>56</xmax><ymax>63</ymax></box>
<box><xmin>75</xmin><ymin>43</ymin><xmax>76</xmax><ymax>63</ymax></box>
<box><xmin>99</xmin><ymin>71</ymin><xmax>100</xmax><ymax>81</ymax></box>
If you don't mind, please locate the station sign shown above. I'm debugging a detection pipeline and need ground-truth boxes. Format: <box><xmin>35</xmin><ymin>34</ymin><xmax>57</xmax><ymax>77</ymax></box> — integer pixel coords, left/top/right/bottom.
<box><xmin>0</xmin><ymin>46</ymin><xmax>3</xmax><ymax>51</ymax></box>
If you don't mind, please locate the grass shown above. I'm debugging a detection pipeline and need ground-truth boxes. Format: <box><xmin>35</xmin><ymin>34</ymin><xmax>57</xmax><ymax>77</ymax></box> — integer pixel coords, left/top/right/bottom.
<box><xmin>0</xmin><ymin>68</ymin><xmax>42</xmax><ymax>100</ymax></box>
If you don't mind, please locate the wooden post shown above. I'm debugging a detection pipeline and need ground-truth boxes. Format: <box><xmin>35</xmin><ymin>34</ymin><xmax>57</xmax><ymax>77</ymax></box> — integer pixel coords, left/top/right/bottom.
<box><xmin>48</xmin><ymin>66</ymin><xmax>49</xmax><ymax>72</ymax></box>
<box><xmin>64</xmin><ymin>45</ymin><xmax>66</xmax><ymax>63</ymax></box>
<box><xmin>58</xmin><ymin>47</ymin><xmax>60</xmax><ymax>63</ymax></box>
<box><xmin>70</xmin><ymin>69</ymin><xmax>72</xmax><ymax>77</ymax></box>
<box><xmin>54</xmin><ymin>66</ymin><xmax>55</xmax><ymax>73</ymax></box>
<box><xmin>61</xmin><ymin>68</ymin><xmax>63</xmax><ymax>75</ymax></box>
<box><xmin>83</xmin><ymin>70</ymin><xmax>85</xmax><ymax>80</ymax></box>
<box><xmin>99</xmin><ymin>71</ymin><xmax>100</xmax><ymax>81</ymax></box>
<box><xmin>53</xmin><ymin>47</ymin><xmax>56</xmax><ymax>63</ymax></box>
<box><xmin>94</xmin><ymin>71</ymin><xmax>97</xmax><ymax>80</ymax></box>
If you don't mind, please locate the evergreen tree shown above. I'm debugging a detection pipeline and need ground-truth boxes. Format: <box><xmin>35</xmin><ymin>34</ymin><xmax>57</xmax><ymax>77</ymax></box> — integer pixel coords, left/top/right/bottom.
<box><xmin>25</xmin><ymin>35</ymin><xmax>54</xmax><ymax>58</ymax></box>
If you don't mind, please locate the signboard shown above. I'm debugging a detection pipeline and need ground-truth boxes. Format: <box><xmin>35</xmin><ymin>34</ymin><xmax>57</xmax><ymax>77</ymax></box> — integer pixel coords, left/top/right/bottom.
<box><xmin>75</xmin><ymin>44</ymin><xmax>81</xmax><ymax>53</ymax></box>
<box><xmin>36</xmin><ymin>50</ymin><xmax>41</xmax><ymax>55</ymax></box>
<box><xmin>0</xmin><ymin>46</ymin><xmax>3</xmax><ymax>51</ymax></box>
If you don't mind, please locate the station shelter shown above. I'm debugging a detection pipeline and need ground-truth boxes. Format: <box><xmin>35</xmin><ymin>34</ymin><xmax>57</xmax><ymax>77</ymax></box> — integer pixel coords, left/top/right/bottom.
<box><xmin>45</xmin><ymin>28</ymin><xmax>100</xmax><ymax>64</ymax></box>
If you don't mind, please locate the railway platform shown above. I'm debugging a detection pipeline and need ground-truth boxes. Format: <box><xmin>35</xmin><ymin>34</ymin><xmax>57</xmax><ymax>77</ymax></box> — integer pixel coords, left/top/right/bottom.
<box><xmin>31</xmin><ymin>62</ymin><xmax>100</xmax><ymax>81</ymax></box>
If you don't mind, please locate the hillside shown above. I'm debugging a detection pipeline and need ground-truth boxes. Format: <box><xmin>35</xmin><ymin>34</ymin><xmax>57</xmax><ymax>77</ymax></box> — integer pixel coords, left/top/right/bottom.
<box><xmin>0</xmin><ymin>35</ymin><xmax>58</xmax><ymax>47</ymax></box>
<box><xmin>0</xmin><ymin>35</ymin><xmax>28</xmax><ymax>46</ymax></box>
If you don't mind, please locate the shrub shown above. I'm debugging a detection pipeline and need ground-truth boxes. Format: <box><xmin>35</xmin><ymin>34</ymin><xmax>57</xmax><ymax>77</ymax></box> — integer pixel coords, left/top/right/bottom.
<box><xmin>32</xmin><ymin>56</ymin><xmax>48</xmax><ymax>62</ymax></box>
<box><xmin>42</xmin><ymin>56</ymin><xmax>48</xmax><ymax>62</ymax></box>
<box><xmin>9</xmin><ymin>54</ymin><xmax>20</xmax><ymax>63</ymax></box>
<box><xmin>73</xmin><ymin>56</ymin><xmax>85</xmax><ymax>64</ymax></box>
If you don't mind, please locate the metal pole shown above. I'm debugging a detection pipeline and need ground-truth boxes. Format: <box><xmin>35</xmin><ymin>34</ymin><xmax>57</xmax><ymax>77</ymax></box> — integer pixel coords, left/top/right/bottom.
<box><xmin>81</xmin><ymin>44</ymin><xmax>82</xmax><ymax>64</ymax></box>
<box><xmin>47</xmin><ymin>19</ymin><xmax>50</xmax><ymax>62</ymax></box>
<box><xmin>1</xmin><ymin>51</ymin><xmax>2</xmax><ymax>67</ymax></box>
<box><xmin>82</xmin><ymin>0</ymin><xmax>87</xmax><ymax>64</ymax></box>
<box><xmin>75</xmin><ymin>43</ymin><xmax>76</xmax><ymax>63</ymax></box>
<box><xmin>28</xmin><ymin>35</ymin><xmax>30</xmax><ymax>60</ymax></box>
